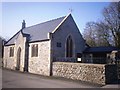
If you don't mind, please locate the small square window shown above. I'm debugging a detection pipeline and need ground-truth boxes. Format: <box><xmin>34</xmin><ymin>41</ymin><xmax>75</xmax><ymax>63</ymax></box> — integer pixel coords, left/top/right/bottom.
<box><xmin>57</xmin><ymin>42</ymin><xmax>61</xmax><ymax>47</ymax></box>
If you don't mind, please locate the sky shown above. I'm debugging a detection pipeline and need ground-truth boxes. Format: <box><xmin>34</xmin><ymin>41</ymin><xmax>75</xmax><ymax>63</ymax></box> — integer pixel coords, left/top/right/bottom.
<box><xmin>1</xmin><ymin>2</ymin><xmax>111</xmax><ymax>40</ymax></box>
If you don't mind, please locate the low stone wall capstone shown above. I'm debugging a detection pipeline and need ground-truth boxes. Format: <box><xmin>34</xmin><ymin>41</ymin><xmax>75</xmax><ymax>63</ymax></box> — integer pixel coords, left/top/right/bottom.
<box><xmin>52</xmin><ymin>62</ymin><xmax>118</xmax><ymax>85</ymax></box>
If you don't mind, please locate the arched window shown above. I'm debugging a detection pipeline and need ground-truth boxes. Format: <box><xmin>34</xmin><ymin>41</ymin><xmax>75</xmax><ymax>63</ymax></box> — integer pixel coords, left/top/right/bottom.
<box><xmin>66</xmin><ymin>36</ymin><xmax>73</xmax><ymax>57</ymax></box>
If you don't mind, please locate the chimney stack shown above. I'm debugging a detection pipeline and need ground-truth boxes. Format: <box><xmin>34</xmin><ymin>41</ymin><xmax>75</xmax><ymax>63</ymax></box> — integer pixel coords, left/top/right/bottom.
<box><xmin>22</xmin><ymin>20</ymin><xmax>26</xmax><ymax>29</ymax></box>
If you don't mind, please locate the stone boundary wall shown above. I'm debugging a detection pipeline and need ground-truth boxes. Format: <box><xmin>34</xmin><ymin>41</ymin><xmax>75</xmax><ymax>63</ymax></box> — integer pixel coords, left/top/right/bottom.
<box><xmin>52</xmin><ymin>62</ymin><xmax>118</xmax><ymax>85</ymax></box>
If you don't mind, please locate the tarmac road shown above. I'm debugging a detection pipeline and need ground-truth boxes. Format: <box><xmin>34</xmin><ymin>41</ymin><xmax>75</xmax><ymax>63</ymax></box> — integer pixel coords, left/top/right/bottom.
<box><xmin>2</xmin><ymin>68</ymin><xmax>101</xmax><ymax>88</ymax></box>
<box><xmin>2</xmin><ymin>68</ymin><xmax>120</xmax><ymax>88</ymax></box>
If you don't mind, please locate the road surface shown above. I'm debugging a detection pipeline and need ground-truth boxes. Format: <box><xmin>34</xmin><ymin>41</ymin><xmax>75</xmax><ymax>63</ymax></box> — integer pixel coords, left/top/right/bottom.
<box><xmin>2</xmin><ymin>69</ymin><xmax>101</xmax><ymax>88</ymax></box>
<box><xmin>2</xmin><ymin>68</ymin><xmax>120</xmax><ymax>88</ymax></box>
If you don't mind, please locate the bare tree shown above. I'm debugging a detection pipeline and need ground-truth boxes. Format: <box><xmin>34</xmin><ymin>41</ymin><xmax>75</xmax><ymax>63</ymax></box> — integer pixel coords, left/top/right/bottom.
<box><xmin>83</xmin><ymin>21</ymin><xmax>111</xmax><ymax>47</ymax></box>
<box><xmin>83</xmin><ymin>22</ymin><xmax>96</xmax><ymax>47</ymax></box>
<box><xmin>95</xmin><ymin>21</ymin><xmax>111</xmax><ymax>46</ymax></box>
<box><xmin>0</xmin><ymin>36</ymin><xmax>3</xmax><ymax>55</ymax></box>
<box><xmin>0</xmin><ymin>36</ymin><xmax>6</xmax><ymax>59</ymax></box>
<box><xmin>103</xmin><ymin>2</ymin><xmax>120</xmax><ymax>48</ymax></box>
<box><xmin>83</xmin><ymin>2</ymin><xmax>120</xmax><ymax>48</ymax></box>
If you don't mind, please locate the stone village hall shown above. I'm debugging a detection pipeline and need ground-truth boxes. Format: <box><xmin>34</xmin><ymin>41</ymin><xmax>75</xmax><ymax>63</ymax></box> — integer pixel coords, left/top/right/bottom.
<box><xmin>3</xmin><ymin>13</ymin><xmax>120</xmax><ymax>77</ymax></box>
<box><xmin>3</xmin><ymin>14</ymin><xmax>86</xmax><ymax>76</ymax></box>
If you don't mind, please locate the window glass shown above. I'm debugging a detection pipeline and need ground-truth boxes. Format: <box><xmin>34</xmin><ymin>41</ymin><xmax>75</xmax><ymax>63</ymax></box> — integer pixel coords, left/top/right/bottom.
<box><xmin>57</xmin><ymin>42</ymin><xmax>61</xmax><ymax>47</ymax></box>
<box><xmin>31</xmin><ymin>44</ymin><xmax>38</xmax><ymax>57</ymax></box>
<box><xmin>10</xmin><ymin>47</ymin><xmax>14</xmax><ymax>57</ymax></box>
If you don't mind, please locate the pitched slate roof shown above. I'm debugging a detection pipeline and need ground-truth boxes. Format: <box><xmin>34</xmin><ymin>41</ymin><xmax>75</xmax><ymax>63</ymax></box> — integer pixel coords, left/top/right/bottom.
<box><xmin>83</xmin><ymin>46</ymin><xmax>120</xmax><ymax>53</ymax></box>
<box><xmin>5</xmin><ymin>16</ymin><xmax>66</xmax><ymax>45</ymax></box>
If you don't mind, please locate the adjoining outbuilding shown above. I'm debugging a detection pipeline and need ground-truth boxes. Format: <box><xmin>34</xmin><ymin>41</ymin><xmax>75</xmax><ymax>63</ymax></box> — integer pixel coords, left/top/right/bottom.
<box><xmin>82</xmin><ymin>46</ymin><xmax>120</xmax><ymax>64</ymax></box>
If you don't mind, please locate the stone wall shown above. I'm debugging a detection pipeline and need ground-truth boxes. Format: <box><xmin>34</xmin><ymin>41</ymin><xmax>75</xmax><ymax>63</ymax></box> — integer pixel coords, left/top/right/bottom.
<box><xmin>29</xmin><ymin>40</ymin><xmax>51</xmax><ymax>76</ymax></box>
<box><xmin>3</xmin><ymin>32</ymin><xmax>27</xmax><ymax>71</ymax></box>
<box><xmin>3</xmin><ymin>31</ymin><xmax>51</xmax><ymax>76</ymax></box>
<box><xmin>3</xmin><ymin>45</ymin><xmax>15</xmax><ymax>69</ymax></box>
<box><xmin>14</xmin><ymin>32</ymin><xmax>27</xmax><ymax>71</ymax></box>
<box><xmin>52</xmin><ymin>62</ymin><xmax>118</xmax><ymax>85</ymax></box>
<box><xmin>52</xmin><ymin>14</ymin><xmax>85</xmax><ymax>60</ymax></box>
